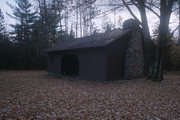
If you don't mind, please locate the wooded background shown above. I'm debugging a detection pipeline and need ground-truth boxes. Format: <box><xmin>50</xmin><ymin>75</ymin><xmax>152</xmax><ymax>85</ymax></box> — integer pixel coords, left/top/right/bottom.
<box><xmin>0</xmin><ymin>0</ymin><xmax>179</xmax><ymax>81</ymax></box>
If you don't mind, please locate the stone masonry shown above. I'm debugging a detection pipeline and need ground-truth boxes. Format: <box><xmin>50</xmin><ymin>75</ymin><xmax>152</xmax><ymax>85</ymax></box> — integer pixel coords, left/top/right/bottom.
<box><xmin>123</xmin><ymin>19</ymin><xmax>145</xmax><ymax>79</ymax></box>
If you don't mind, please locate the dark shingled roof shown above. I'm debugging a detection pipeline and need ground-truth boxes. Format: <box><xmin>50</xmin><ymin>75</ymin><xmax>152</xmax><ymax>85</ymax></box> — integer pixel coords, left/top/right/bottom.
<box><xmin>47</xmin><ymin>28</ymin><xmax>132</xmax><ymax>52</ymax></box>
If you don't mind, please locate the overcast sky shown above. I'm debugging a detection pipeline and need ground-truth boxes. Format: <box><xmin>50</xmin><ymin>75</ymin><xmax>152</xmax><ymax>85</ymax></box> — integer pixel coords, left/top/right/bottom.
<box><xmin>0</xmin><ymin>0</ymin><xmax>16</xmax><ymax>29</ymax></box>
<box><xmin>0</xmin><ymin>0</ymin><xmax>178</xmax><ymax>36</ymax></box>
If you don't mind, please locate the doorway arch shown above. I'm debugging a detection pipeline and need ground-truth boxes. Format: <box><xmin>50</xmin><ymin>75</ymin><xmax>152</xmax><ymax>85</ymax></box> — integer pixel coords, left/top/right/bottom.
<box><xmin>61</xmin><ymin>54</ymin><xmax>79</xmax><ymax>77</ymax></box>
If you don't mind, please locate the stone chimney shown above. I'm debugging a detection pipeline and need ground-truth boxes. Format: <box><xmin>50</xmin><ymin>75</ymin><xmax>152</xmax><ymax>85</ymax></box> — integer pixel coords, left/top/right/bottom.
<box><xmin>123</xmin><ymin>18</ymin><xmax>140</xmax><ymax>30</ymax></box>
<box><xmin>123</xmin><ymin>19</ymin><xmax>145</xmax><ymax>79</ymax></box>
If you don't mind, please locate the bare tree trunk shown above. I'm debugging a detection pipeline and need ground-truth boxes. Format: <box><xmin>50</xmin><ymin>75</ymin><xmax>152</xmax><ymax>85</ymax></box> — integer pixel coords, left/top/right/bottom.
<box><xmin>56</xmin><ymin>0</ymin><xmax>63</xmax><ymax>36</ymax></box>
<box><xmin>122</xmin><ymin>0</ymin><xmax>142</xmax><ymax>24</ymax></box>
<box><xmin>75</xmin><ymin>0</ymin><xmax>79</xmax><ymax>38</ymax></box>
<box><xmin>136</xmin><ymin>0</ymin><xmax>155</xmax><ymax>79</ymax></box>
<box><xmin>89</xmin><ymin>8</ymin><xmax>92</xmax><ymax>35</ymax></box>
<box><xmin>137</xmin><ymin>0</ymin><xmax>151</xmax><ymax>42</ymax></box>
<box><xmin>178</xmin><ymin>1</ymin><xmax>180</xmax><ymax>44</ymax></box>
<box><xmin>59</xmin><ymin>11</ymin><xmax>62</xmax><ymax>36</ymax></box>
<box><xmin>76</xmin><ymin>12</ymin><xmax>78</xmax><ymax>38</ymax></box>
<box><xmin>80</xmin><ymin>8</ymin><xmax>83</xmax><ymax>37</ymax></box>
<box><xmin>113</xmin><ymin>9</ymin><xmax>116</xmax><ymax>29</ymax></box>
<box><xmin>154</xmin><ymin>0</ymin><xmax>174</xmax><ymax>81</ymax></box>
<box><xmin>64</xmin><ymin>0</ymin><xmax>68</xmax><ymax>34</ymax></box>
<box><xmin>43</xmin><ymin>0</ymin><xmax>48</xmax><ymax>48</ymax></box>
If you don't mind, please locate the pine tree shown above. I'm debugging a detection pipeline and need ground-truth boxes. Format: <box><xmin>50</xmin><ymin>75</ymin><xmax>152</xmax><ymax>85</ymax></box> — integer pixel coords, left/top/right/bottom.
<box><xmin>7</xmin><ymin>0</ymin><xmax>37</xmax><ymax>44</ymax></box>
<box><xmin>0</xmin><ymin>9</ymin><xmax>14</xmax><ymax>69</ymax></box>
<box><xmin>36</xmin><ymin>0</ymin><xmax>59</xmax><ymax>48</ymax></box>
<box><xmin>7</xmin><ymin>0</ymin><xmax>37</xmax><ymax>69</ymax></box>
<box><xmin>0</xmin><ymin>9</ymin><xmax>7</xmax><ymax>39</ymax></box>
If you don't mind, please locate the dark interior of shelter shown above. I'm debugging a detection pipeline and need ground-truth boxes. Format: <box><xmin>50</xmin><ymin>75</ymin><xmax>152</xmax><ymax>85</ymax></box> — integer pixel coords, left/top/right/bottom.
<box><xmin>61</xmin><ymin>54</ymin><xmax>79</xmax><ymax>77</ymax></box>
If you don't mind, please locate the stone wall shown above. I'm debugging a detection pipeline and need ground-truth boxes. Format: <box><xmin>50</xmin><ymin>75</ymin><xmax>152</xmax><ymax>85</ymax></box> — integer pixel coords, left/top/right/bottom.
<box><xmin>123</xmin><ymin>19</ymin><xmax>145</xmax><ymax>79</ymax></box>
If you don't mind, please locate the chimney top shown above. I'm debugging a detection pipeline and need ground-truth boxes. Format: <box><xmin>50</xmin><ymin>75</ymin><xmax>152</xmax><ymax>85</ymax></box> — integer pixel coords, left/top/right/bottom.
<box><xmin>123</xmin><ymin>19</ymin><xmax>140</xmax><ymax>30</ymax></box>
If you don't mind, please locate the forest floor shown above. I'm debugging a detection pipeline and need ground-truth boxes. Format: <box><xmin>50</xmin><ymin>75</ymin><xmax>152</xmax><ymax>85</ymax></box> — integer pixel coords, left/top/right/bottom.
<box><xmin>0</xmin><ymin>70</ymin><xmax>179</xmax><ymax>120</ymax></box>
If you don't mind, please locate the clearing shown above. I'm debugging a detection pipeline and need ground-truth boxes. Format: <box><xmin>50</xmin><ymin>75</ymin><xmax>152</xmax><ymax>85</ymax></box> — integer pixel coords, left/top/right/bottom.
<box><xmin>0</xmin><ymin>70</ymin><xmax>179</xmax><ymax>119</ymax></box>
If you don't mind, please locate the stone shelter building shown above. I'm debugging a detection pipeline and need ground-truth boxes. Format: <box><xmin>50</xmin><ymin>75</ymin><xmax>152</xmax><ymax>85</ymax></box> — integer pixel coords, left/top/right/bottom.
<box><xmin>47</xmin><ymin>19</ymin><xmax>145</xmax><ymax>80</ymax></box>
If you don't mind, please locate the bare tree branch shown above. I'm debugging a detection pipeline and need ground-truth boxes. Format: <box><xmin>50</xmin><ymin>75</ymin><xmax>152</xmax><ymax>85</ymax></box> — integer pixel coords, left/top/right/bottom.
<box><xmin>85</xmin><ymin>6</ymin><xmax>120</xmax><ymax>21</ymax></box>
<box><xmin>144</xmin><ymin>4</ymin><xmax>160</xmax><ymax>18</ymax></box>
<box><xmin>122</xmin><ymin>0</ymin><xmax>142</xmax><ymax>25</ymax></box>
<box><xmin>146</xmin><ymin>2</ymin><xmax>160</xmax><ymax>9</ymax></box>
<box><xmin>172</xmin><ymin>7</ymin><xmax>179</xmax><ymax>12</ymax></box>
<box><xmin>168</xmin><ymin>25</ymin><xmax>180</xmax><ymax>39</ymax></box>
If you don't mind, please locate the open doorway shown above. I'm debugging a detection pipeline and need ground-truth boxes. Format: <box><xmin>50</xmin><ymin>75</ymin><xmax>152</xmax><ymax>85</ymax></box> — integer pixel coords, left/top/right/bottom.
<box><xmin>61</xmin><ymin>54</ymin><xmax>79</xmax><ymax>77</ymax></box>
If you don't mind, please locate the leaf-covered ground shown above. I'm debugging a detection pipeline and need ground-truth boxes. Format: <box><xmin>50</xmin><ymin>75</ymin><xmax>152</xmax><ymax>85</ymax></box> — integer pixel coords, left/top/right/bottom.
<box><xmin>0</xmin><ymin>71</ymin><xmax>179</xmax><ymax>119</ymax></box>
